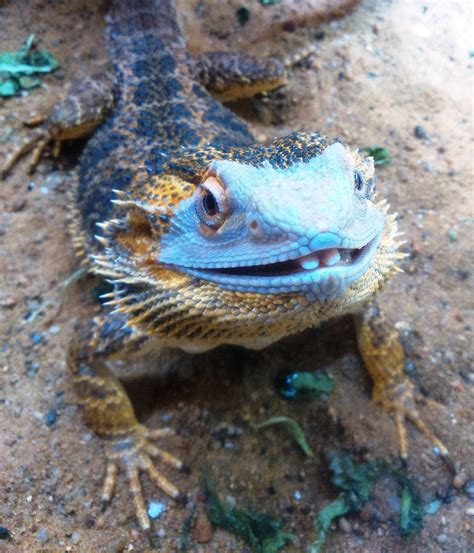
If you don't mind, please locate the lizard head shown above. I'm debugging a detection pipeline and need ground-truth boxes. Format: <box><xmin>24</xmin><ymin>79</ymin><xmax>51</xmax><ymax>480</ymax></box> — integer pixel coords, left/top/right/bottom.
<box><xmin>157</xmin><ymin>139</ymin><xmax>384</xmax><ymax>302</ymax></box>
<box><xmin>97</xmin><ymin>132</ymin><xmax>402</xmax><ymax>348</ymax></box>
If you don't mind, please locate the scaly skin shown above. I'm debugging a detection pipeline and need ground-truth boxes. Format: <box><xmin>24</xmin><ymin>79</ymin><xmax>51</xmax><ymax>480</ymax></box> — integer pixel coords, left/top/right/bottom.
<box><xmin>4</xmin><ymin>0</ymin><xmax>451</xmax><ymax>532</ymax></box>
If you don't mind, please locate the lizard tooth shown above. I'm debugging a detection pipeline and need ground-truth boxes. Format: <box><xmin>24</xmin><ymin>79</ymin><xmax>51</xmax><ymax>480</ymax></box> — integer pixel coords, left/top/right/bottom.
<box><xmin>320</xmin><ymin>248</ymin><xmax>341</xmax><ymax>267</ymax></box>
<box><xmin>339</xmin><ymin>249</ymin><xmax>352</xmax><ymax>264</ymax></box>
<box><xmin>300</xmin><ymin>257</ymin><xmax>320</xmax><ymax>270</ymax></box>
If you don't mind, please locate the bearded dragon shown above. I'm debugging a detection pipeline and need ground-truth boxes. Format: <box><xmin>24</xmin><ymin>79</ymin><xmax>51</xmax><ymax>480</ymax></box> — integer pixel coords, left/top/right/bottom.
<box><xmin>2</xmin><ymin>0</ymin><xmax>451</xmax><ymax>531</ymax></box>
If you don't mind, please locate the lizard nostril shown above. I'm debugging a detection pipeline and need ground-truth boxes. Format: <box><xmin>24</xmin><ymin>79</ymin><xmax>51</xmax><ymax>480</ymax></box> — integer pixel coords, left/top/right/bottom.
<box><xmin>248</xmin><ymin>218</ymin><xmax>264</xmax><ymax>238</ymax></box>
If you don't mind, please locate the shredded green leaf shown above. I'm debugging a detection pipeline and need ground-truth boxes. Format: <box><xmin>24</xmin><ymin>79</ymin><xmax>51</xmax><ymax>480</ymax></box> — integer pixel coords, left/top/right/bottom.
<box><xmin>309</xmin><ymin>495</ymin><xmax>348</xmax><ymax>553</ymax></box>
<box><xmin>309</xmin><ymin>451</ymin><xmax>439</xmax><ymax>552</ymax></box>
<box><xmin>204</xmin><ymin>473</ymin><xmax>293</xmax><ymax>553</ymax></box>
<box><xmin>276</xmin><ymin>370</ymin><xmax>334</xmax><ymax>400</ymax></box>
<box><xmin>364</xmin><ymin>146</ymin><xmax>391</xmax><ymax>166</ymax></box>
<box><xmin>252</xmin><ymin>416</ymin><xmax>314</xmax><ymax>457</ymax></box>
<box><xmin>396</xmin><ymin>471</ymin><xmax>425</xmax><ymax>536</ymax></box>
<box><xmin>0</xmin><ymin>34</ymin><xmax>59</xmax><ymax>97</ymax></box>
<box><xmin>179</xmin><ymin>508</ymin><xmax>196</xmax><ymax>553</ymax></box>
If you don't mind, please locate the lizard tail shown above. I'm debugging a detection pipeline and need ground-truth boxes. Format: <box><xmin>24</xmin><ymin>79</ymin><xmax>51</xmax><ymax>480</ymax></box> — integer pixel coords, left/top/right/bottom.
<box><xmin>105</xmin><ymin>0</ymin><xmax>190</xmax><ymax>109</ymax></box>
<box><xmin>107</xmin><ymin>0</ymin><xmax>183</xmax><ymax>50</ymax></box>
<box><xmin>106</xmin><ymin>0</ymin><xmax>186</xmax><ymax>79</ymax></box>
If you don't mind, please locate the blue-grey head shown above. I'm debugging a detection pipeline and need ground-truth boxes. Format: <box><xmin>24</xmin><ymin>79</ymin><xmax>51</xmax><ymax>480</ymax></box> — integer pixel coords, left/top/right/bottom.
<box><xmin>156</xmin><ymin>139</ymin><xmax>387</xmax><ymax>302</ymax></box>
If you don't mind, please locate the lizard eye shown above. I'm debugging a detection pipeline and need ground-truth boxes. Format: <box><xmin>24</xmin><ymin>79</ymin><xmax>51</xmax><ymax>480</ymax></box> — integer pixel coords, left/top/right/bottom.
<box><xmin>354</xmin><ymin>170</ymin><xmax>367</xmax><ymax>198</ymax></box>
<box><xmin>195</xmin><ymin>176</ymin><xmax>229</xmax><ymax>230</ymax></box>
<box><xmin>202</xmin><ymin>190</ymin><xmax>218</xmax><ymax>216</ymax></box>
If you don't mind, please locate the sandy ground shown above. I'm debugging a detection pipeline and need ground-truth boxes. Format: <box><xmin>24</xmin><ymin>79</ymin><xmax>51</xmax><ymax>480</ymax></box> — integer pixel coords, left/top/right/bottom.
<box><xmin>0</xmin><ymin>0</ymin><xmax>473</xmax><ymax>551</ymax></box>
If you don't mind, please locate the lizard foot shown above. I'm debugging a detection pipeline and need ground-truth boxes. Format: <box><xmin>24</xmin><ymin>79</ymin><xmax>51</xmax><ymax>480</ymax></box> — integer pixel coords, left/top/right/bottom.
<box><xmin>373</xmin><ymin>377</ymin><xmax>453</xmax><ymax>471</ymax></box>
<box><xmin>100</xmin><ymin>424</ymin><xmax>183</xmax><ymax>530</ymax></box>
<box><xmin>1</xmin><ymin>128</ymin><xmax>51</xmax><ymax>179</ymax></box>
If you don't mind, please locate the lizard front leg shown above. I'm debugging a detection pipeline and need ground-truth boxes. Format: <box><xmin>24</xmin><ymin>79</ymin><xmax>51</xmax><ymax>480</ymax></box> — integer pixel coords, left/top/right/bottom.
<box><xmin>67</xmin><ymin>315</ymin><xmax>183</xmax><ymax>530</ymax></box>
<box><xmin>355</xmin><ymin>300</ymin><xmax>451</xmax><ymax>467</ymax></box>
<box><xmin>1</xmin><ymin>72</ymin><xmax>114</xmax><ymax>178</ymax></box>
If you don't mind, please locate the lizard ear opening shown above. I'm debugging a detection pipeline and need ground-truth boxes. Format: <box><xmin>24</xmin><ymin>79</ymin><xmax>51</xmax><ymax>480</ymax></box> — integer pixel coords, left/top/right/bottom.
<box><xmin>126</xmin><ymin>207</ymin><xmax>156</xmax><ymax>239</ymax></box>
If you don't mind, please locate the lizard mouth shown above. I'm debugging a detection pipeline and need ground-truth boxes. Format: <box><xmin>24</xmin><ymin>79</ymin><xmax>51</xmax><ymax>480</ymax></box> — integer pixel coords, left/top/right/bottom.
<box><xmin>207</xmin><ymin>243</ymin><xmax>369</xmax><ymax>277</ymax></box>
<box><xmin>179</xmin><ymin>229</ymin><xmax>383</xmax><ymax>298</ymax></box>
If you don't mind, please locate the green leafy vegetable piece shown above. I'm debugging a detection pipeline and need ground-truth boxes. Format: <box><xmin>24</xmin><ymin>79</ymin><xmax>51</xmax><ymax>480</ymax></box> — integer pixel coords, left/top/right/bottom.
<box><xmin>364</xmin><ymin>146</ymin><xmax>391</xmax><ymax>166</ymax></box>
<box><xmin>0</xmin><ymin>34</ymin><xmax>59</xmax><ymax>98</ymax></box>
<box><xmin>0</xmin><ymin>79</ymin><xmax>18</xmax><ymax>97</ymax></box>
<box><xmin>276</xmin><ymin>370</ymin><xmax>334</xmax><ymax>400</ymax></box>
<box><xmin>18</xmin><ymin>75</ymin><xmax>42</xmax><ymax>89</ymax></box>
<box><xmin>309</xmin><ymin>495</ymin><xmax>349</xmax><ymax>553</ymax></box>
<box><xmin>328</xmin><ymin>452</ymin><xmax>386</xmax><ymax>506</ymax></box>
<box><xmin>252</xmin><ymin>416</ymin><xmax>314</xmax><ymax>457</ymax></box>
<box><xmin>309</xmin><ymin>452</ymin><xmax>438</xmax><ymax>552</ymax></box>
<box><xmin>204</xmin><ymin>474</ymin><xmax>293</xmax><ymax>553</ymax></box>
<box><xmin>395</xmin><ymin>471</ymin><xmax>425</xmax><ymax>536</ymax></box>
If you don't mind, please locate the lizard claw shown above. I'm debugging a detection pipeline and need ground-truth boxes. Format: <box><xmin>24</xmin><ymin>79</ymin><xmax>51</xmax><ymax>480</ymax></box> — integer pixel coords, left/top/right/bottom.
<box><xmin>373</xmin><ymin>378</ymin><xmax>453</xmax><ymax>471</ymax></box>
<box><xmin>100</xmin><ymin>424</ymin><xmax>183</xmax><ymax>530</ymax></box>
<box><xmin>1</xmin><ymin>128</ymin><xmax>51</xmax><ymax>179</ymax></box>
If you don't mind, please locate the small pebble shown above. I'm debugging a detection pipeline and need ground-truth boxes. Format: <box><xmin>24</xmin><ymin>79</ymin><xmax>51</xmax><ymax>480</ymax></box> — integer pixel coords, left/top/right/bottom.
<box><xmin>0</xmin><ymin>527</ymin><xmax>11</xmax><ymax>540</ymax></box>
<box><xmin>235</xmin><ymin>6</ymin><xmax>250</xmax><ymax>25</ymax></box>
<box><xmin>225</xmin><ymin>495</ymin><xmax>236</xmax><ymax>510</ymax></box>
<box><xmin>44</xmin><ymin>409</ymin><xmax>58</xmax><ymax>427</ymax></box>
<box><xmin>452</xmin><ymin>472</ymin><xmax>467</xmax><ymax>490</ymax></box>
<box><xmin>464</xmin><ymin>480</ymin><xmax>474</xmax><ymax>499</ymax></box>
<box><xmin>193</xmin><ymin>510</ymin><xmax>213</xmax><ymax>544</ymax></box>
<box><xmin>160</xmin><ymin>412</ymin><xmax>172</xmax><ymax>423</ymax></box>
<box><xmin>0</xmin><ymin>297</ymin><xmax>16</xmax><ymax>308</ymax></box>
<box><xmin>436</xmin><ymin>533</ymin><xmax>448</xmax><ymax>544</ymax></box>
<box><xmin>339</xmin><ymin>517</ymin><xmax>351</xmax><ymax>534</ymax></box>
<box><xmin>49</xmin><ymin>325</ymin><xmax>61</xmax><ymax>334</ymax></box>
<box><xmin>38</xmin><ymin>528</ymin><xmax>48</xmax><ymax>543</ymax></box>
<box><xmin>447</xmin><ymin>229</ymin><xmax>458</xmax><ymax>242</ymax></box>
<box><xmin>25</xmin><ymin>359</ymin><xmax>40</xmax><ymax>378</ymax></box>
<box><xmin>293</xmin><ymin>490</ymin><xmax>302</xmax><ymax>501</ymax></box>
<box><xmin>147</xmin><ymin>500</ymin><xmax>165</xmax><ymax>520</ymax></box>
<box><xmin>459</xmin><ymin>370</ymin><xmax>474</xmax><ymax>384</ymax></box>
<box><xmin>71</xmin><ymin>531</ymin><xmax>81</xmax><ymax>544</ymax></box>
<box><xmin>30</xmin><ymin>331</ymin><xmax>44</xmax><ymax>345</ymax></box>
<box><xmin>414</xmin><ymin>125</ymin><xmax>428</xmax><ymax>139</ymax></box>
<box><xmin>10</xmin><ymin>198</ymin><xmax>27</xmax><ymax>212</ymax></box>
